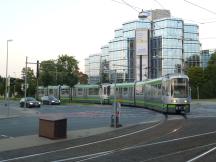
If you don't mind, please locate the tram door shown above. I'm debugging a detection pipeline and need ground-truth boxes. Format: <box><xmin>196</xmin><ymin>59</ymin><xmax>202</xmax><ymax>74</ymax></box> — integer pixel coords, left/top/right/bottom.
<box><xmin>84</xmin><ymin>88</ymin><xmax>87</xmax><ymax>98</ymax></box>
<box><xmin>100</xmin><ymin>85</ymin><xmax>110</xmax><ymax>104</ymax></box>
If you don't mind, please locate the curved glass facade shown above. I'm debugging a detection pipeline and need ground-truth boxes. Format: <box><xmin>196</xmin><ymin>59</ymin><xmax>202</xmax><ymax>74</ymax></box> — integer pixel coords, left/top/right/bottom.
<box><xmin>85</xmin><ymin>9</ymin><xmax>201</xmax><ymax>83</ymax></box>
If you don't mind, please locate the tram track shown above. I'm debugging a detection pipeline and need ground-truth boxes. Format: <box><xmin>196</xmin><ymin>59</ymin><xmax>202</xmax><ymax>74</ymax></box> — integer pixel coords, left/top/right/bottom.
<box><xmin>0</xmin><ymin>116</ymin><xmax>189</xmax><ymax>162</ymax></box>
<box><xmin>5</xmin><ymin>112</ymin><xmax>216</xmax><ymax>162</ymax></box>
<box><xmin>66</xmin><ymin>126</ymin><xmax>216</xmax><ymax>162</ymax></box>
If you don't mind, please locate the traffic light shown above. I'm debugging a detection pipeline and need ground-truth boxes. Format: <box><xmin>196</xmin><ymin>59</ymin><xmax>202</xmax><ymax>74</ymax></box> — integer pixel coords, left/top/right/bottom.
<box><xmin>36</xmin><ymin>60</ymin><xmax>40</xmax><ymax>78</ymax></box>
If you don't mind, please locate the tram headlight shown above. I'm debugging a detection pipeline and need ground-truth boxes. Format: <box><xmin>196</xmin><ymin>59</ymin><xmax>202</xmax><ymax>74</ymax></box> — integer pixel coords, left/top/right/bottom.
<box><xmin>184</xmin><ymin>100</ymin><xmax>188</xmax><ymax>103</ymax></box>
<box><xmin>172</xmin><ymin>99</ymin><xmax>177</xmax><ymax>103</ymax></box>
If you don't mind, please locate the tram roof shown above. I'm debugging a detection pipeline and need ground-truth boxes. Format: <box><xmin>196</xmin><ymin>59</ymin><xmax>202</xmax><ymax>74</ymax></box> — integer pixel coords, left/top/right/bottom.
<box><xmin>74</xmin><ymin>84</ymin><xmax>99</xmax><ymax>88</ymax></box>
<box><xmin>110</xmin><ymin>82</ymin><xmax>134</xmax><ymax>87</ymax></box>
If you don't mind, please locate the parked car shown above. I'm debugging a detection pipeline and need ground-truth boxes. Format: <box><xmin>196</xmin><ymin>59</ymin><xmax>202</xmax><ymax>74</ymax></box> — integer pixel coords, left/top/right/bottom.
<box><xmin>41</xmin><ymin>96</ymin><xmax>60</xmax><ymax>105</ymax></box>
<box><xmin>20</xmin><ymin>97</ymin><xmax>41</xmax><ymax>108</ymax></box>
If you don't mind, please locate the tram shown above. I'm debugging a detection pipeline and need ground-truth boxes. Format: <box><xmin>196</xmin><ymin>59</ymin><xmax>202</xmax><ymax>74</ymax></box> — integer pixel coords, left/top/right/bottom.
<box><xmin>72</xmin><ymin>74</ymin><xmax>191</xmax><ymax>114</ymax></box>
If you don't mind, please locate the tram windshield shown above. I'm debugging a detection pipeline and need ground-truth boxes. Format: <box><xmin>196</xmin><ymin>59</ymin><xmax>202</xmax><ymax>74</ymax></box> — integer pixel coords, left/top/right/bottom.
<box><xmin>171</xmin><ymin>78</ymin><xmax>189</xmax><ymax>98</ymax></box>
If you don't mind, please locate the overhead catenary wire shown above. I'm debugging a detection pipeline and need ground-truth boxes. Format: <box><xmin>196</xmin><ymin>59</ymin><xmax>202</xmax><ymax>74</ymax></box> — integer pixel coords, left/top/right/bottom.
<box><xmin>184</xmin><ymin>0</ymin><xmax>216</xmax><ymax>16</ymax></box>
<box><xmin>110</xmin><ymin>0</ymin><xmax>200</xmax><ymax>44</ymax></box>
<box><xmin>110</xmin><ymin>0</ymin><xmax>141</xmax><ymax>11</ymax></box>
<box><xmin>121</xmin><ymin>0</ymin><xmax>140</xmax><ymax>13</ymax></box>
<box><xmin>153</xmin><ymin>0</ymin><xmax>165</xmax><ymax>9</ymax></box>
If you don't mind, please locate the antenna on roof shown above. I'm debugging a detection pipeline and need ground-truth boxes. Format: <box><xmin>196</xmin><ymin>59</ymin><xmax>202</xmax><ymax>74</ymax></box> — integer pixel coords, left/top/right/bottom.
<box><xmin>138</xmin><ymin>9</ymin><xmax>149</xmax><ymax>19</ymax></box>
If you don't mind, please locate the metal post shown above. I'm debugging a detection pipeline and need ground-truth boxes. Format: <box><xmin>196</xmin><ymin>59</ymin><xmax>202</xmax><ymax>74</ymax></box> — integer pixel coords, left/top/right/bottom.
<box><xmin>24</xmin><ymin>56</ymin><xmax>28</xmax><ymax>110</ymax></box>
<box><xmin>55</xmin><ymin>66</ymin><xmax>57</xmax><ymax>84</ymax></box>
<box><xmin>7</xmin><ymin>76</ymin><xmax>10</xmax><ymax>116</ymax></box>
<box><xmin>114</xmin><ymin>69</ymin><xmax>117</xmax><ymax>128</ymax></box>
<box><xmin>36</xmin><ymin>78</ymin><xmax>39</xmax><ymax>100</ymax></box>
<box><xmin>197</xmin><ymin>86</ymin><xmax>199</xmax><ymax>101</ymax></box>
<box><xmin>5</xmin><ymin>40</ymin><xmax>13</xmax><ymax>117</ymax></box>
<box><xmin>13</xmin><ymin>72</ymin><xmax>16</xmax><ymax>97</ymax></box>
<box><xmin>123</xmin><ymin>69</ymin><xmax>125</xmax><ymax>82</ymax></box>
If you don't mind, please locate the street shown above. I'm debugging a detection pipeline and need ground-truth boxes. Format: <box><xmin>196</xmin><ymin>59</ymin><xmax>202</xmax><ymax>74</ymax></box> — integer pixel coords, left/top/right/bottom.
<box><xmin>0</xmin><ymin>100</ymin><xmax>216</xmax><ymax>161</ymax></box>
<box><xmin>0</xmin><ymin>101</ymin><xmax>163</xmax><ymax>138</ymax></box>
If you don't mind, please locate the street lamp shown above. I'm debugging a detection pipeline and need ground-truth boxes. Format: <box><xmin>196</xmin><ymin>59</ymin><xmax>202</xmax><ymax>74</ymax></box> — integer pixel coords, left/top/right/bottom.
<box><xmin>5</xmin><ymin>39</ymin><xmax>13</xmax><ymax>116</ymax></box>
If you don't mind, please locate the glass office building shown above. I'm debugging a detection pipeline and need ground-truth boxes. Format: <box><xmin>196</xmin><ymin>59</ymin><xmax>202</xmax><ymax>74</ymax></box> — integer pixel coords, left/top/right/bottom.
<box><xmin>200</xmin><ymin>49</ymin><xmax>216</xmax><ymax>68</ymax></box>
<box><xmin>85</xmin><ymin>9</ymin><xmax>201</xmax><ymax>84</ymax></box>
<box><xmin>152</xmin><ymin>19</ymin><xmax>200</xmax><ymax>78</ymax></box>
<box><xmin>86</xmin><ymin>54</ymin><xmax>101</xmax><ymax>84</ymax></box>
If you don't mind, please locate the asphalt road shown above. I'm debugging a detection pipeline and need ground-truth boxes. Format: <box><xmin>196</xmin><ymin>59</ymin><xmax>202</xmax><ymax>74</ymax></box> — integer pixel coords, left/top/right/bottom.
<box><xmin>0</xmin><ymin>101</ymin><xmax>163</xmax><ymax>138</ymax></box>
<box><xmin>0</xmin><ymin>101</ymin><xmax>216</xmax><ymax>162</ymax></box>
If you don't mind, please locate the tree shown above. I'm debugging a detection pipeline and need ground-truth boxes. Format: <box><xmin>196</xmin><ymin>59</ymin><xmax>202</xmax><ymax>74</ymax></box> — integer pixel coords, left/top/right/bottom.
<box><xmin>186</xmin><ymin>67</ymin><xmax>205</xmax><ymax>99</ymax></box>
<box><xmin>78</xmin><ymin>71</ymin><xmax>88</xmax><ymax>84</ymax></box>
<box><xmin>14</xmin><ymin>78</ymin><xmax>23</xmax><ymax>97</ymax></box>
<box><xmin>202</xmin><ymin>53</ymin><xmax>216</xmax><ymax>98</ymax></box>
<box><xmin>0</xmin><ymin>76</ymin><xmax>5</xmax><ymax>96</ymax></box>
<box><xmin>39</xmin><ymin>54</ymin><xmax>79</xmax><ymax>87</ymax></box>
<box><xmin>56</xmin><ymin>54</ymin><xmax>79</xmax><ymax>87</ymax></box>
<box><xmin>187</xmin><ymin>52</ymin><xmax>216</xmax><ymax>99</ymax></box>
<box><xmin>21</xmin><ymin>67</ymin><xmax>36</xmax><ymax>96</ymax></box>
<box><xmin>39</xmin><ymin>60</ymin><xmax>56</xmax><ymax>86</ymax></box>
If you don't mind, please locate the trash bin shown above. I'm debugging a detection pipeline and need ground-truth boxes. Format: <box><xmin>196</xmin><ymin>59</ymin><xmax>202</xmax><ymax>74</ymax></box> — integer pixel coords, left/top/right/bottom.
<box><xmin>39</xmin><ymin>116</ymin><xmax>67</xmax><ymax>139</ymax></box>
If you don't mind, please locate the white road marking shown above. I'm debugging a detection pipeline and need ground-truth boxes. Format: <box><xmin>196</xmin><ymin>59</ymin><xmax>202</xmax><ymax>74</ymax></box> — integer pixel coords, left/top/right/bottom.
<box><xmin>0</xmin><ymin>122</ymin><xmax>161</xmax><ymax>162</ymax></box>
<box><xmin>172</xmin><ymin>129</ymin><xmax>178</xmax><ymax>133</ymax></box>
<box><xmin>121</xmin><ymin>130</ymin><xmax>216</xmax><ymax>151</ymax></box>
<box><xmin>52</xmin><ymin>132</ymin><xmax>216</xmax><ymax>162</ymax></box>
<box><xmin>0</xmin><ymin>135</ymin><xmax>13</xmax><ymax>138</ymax></box>
<box><xmin>189</xmin><ymin>115</ymin><xmax>216</xmax><ymax>119</ymax></box>
<box><xmin>52</xmin><ymin>150</ymin><xmax>114</xmax><ymax>162</ymax></box>
<box><xmin>141</xmin><ymin>142</ymin><xmax>216</xmax><ymax>162</ymax></box>
<box><xmin>186</xmin><ymin>146</ymin><xmax>216</xmax><ymax>162</ymax></box>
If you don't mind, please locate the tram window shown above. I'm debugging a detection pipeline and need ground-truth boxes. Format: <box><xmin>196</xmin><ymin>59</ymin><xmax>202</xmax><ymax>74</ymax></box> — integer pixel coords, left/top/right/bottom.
<box><xmin>78</xmin><ymin>88</ymin><xmax>83</xmax><ymax>96</ymax></box>
<box><xmin>153</xmin><ymin>85</ymin><xmax>157</xmax><ymax>97</ymax></box>
<box><xmin>129</xmin><ymin>87</ymin><xmax>132</xmax><ymax>98</ymax></box>
<box><xmin>104</xmin><ymin>87</ymin><xmax>106</xmax><ymax>95</ymax></box>
<box><xmin>165</xmin><ymin>81</ymin><xmax>170</xmax><ymax>96</ymax></box>
<box><xmin>171</xmin><ymin>78</ymin><xmax>188</xmax><ymax>98</ymax></box>
<box><xmin>143</xmin><ymin>84</ymin><xmax>147</xmax><ymax>97</ymax></box>
<box><xmin>136</xmin><ymin>85</ymin><xmax>143</xmax><ymax>95</ymax></box>
<box><xmin>89</xmin><ymin>88</ymin><xmax>99</xmax><ymax>95</ymax></box>
<box><xmin>62</xmin><ymin>89</ymin><xmax>69</xmax><ymax>95</ymax></box>
<box><xmin>73</xmin><ymin>89</ymin><xmax>76</xmax><ymax>96</ymax></box>
<box><xmin>49</xmin><ymin>89</ymin><xmax>53</xmax><ymax>94</ymax></box>
<box><xmin>116</xmin><ymin>88</ymin><xmax>119</xmax><ymax>96</ymax></box>
<box><xmin>123</xmin><ymin>87</ymin><xmax>128</xmax><ymax>95</ymax></box>
<box><xmin>119</xmin><ymin>88</ymin><xmax>123</xmax><ymax>97</ymax></box>
<box><xmin>157</xmin><ymin>84</ymin><xmax>161</xmax><ymax>96</ymax></box>
<box><xmin>107</xmin><ymin>86</ymin><xmax>110</xmax><ymax>95</ymax></box>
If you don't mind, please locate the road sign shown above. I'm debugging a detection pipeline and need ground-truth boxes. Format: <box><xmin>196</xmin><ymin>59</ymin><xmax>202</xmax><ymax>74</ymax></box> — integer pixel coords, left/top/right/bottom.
<box><xmin>21</xmin><ymin>83</ymin><xmax>29</xmax><ymax>91</ymax></box>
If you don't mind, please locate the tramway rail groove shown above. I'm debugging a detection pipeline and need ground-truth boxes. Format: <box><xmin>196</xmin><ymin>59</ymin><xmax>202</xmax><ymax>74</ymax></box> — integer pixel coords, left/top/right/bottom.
<box><xmin>0</xmin><ymin>115</ymin><xmax>189</xmax><ymax>162</ymax></box>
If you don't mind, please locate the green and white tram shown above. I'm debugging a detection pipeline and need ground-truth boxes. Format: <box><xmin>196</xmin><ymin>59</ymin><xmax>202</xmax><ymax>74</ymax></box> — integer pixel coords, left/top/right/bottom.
<box><xmin>72</xmin><ymin>84</ymin><xmax>101</xmax><ymax>103</ymax></box>
<box><xmin>38</xmin><ymin>74</ymin><xmax>191</xmax><ymax>114</ymax></box>
<box><xmin>108</xmin><ymin>74</ymin><xmax>190</xmax><ymax>114</ymax></box>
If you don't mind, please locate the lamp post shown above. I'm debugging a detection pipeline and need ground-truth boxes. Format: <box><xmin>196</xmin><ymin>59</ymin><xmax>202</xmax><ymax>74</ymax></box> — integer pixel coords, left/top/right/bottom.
<box><xmin>5</xmin><ymin>39</ymin><xmax>13</xmax><ymax>116</ymax></box>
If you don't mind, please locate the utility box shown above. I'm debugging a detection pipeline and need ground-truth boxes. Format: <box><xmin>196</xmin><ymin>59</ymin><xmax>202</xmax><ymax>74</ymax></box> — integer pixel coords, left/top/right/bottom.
<box><xmin>39</xmin><ymin>116</ymin><xmax>67</xmax><ymax>139</ymax></box>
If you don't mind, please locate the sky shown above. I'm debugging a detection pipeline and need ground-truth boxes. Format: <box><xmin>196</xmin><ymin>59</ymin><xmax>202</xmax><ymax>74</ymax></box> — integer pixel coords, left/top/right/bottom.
<box><xmin>0</xmin><ymin>0</ymin><xmax>216</xmax><ymax>78</ymax></box>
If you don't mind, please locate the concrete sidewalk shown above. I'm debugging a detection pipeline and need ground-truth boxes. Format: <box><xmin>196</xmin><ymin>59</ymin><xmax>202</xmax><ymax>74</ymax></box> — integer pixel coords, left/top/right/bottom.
<box><xmin>0</xmin><ymin>127</ymin><xmax>115</xmax><ymax>152</ymax></box>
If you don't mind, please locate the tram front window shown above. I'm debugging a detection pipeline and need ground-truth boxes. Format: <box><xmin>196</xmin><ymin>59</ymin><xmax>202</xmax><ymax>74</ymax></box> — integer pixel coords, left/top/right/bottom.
<box><xmin>171</xmin><ymin>78</ymin><xmax>188</xmax><ymax>98</ymax></box>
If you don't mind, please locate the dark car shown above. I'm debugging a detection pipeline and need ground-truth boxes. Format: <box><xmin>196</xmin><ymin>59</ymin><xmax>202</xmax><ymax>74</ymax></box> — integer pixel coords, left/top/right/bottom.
<box><xmin>20</xmin><ymin>97</ymin><xmax>41</xmax><ymax>108</ymax></box>
<box><xmin>41</xmin><ymin>96</ymin><xmax>60</xmax><ymax>105</ymax></box>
